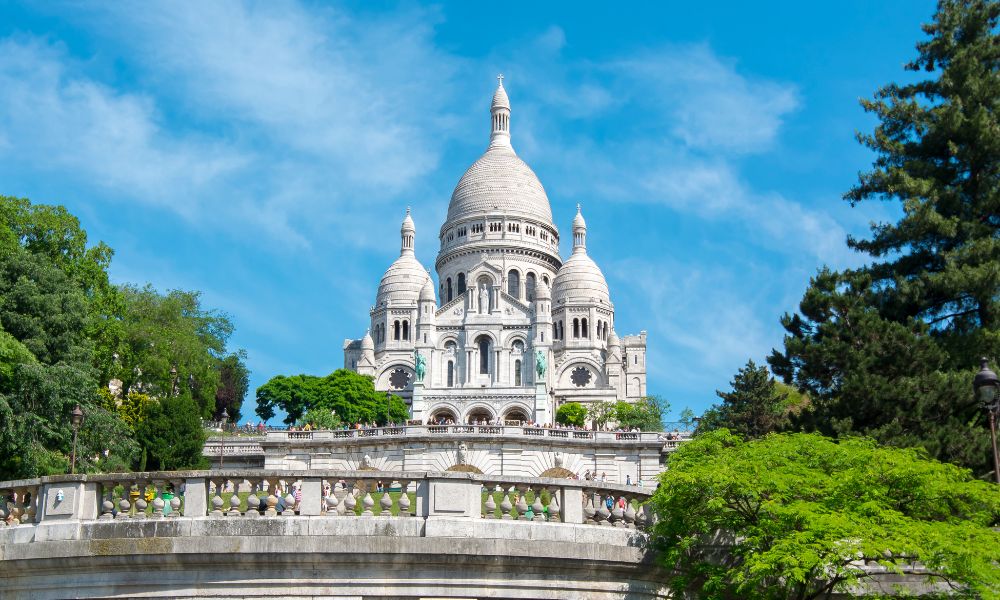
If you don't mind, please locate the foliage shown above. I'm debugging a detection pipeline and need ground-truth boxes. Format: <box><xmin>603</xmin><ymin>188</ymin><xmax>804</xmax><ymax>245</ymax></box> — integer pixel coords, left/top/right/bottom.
<box><xmin>649</xmin><ymin>430</ymin><xmax>1000</xmax><ymax>600</ymax></box>
<box><xmin>698</xmin><ymin>360</ymin><xmax>789</xmax><ymax>439</ymax></box>
<box><xmin>768</xmin><ymin>0</ymin><xmax>1000</xmax><ymax>476</ymax></box>
<box><xmin>256</xmin><ymin>369</ymin><xmax>408</xmax><ymax>426</ymax></box>
<box><xmin>614</xmin><ymin>396</ymin><xmax>669</xmax><ymax>431</ymax></box>
<box><xmin>677</xmin><ymin>407</ymin><xmax>697</xmax><ymax>431</ymax></box>
<box><xmin>587</xmin><ymin>400</ymin><xmax>616</xmax><ymax>429</ymax></box>
<box><xmin>298</xmin><ymin>407</ymin><xmax>343</xmax><ymax>430</ymax></box>
<box><xmin>0</xmin><ymin>194</ymin><xmax>247</xmax><ymax>478</ymax></box>
<box><xmin>136</xmin><ymin>394</ymin><xmax>208</xmax><ymax>471</ymax></box>
<box><xmin>215</xmin><ymin>350</ymin><xmax>250</xmax><ymax>423</ymax></box>
<box><xmin>555</xmin><ymin>402</ymin><xmax>587</xmax><ymax>427</ymax></box>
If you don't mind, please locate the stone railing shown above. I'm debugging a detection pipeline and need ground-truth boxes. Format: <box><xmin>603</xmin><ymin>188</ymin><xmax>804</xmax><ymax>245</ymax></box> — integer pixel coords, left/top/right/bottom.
<box><xmin>268</xmin><ymin>425</ymin><xmax>690</xmax><ymax>446</ymax></box>
<box><xmin>0</xmin><ymin>470</ymin><xmax>653</xmax><ymax>529</ymax></box>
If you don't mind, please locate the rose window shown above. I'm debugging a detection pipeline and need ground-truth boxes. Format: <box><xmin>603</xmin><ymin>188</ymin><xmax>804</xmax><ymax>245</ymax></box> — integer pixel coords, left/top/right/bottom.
<box><xmin>389</xmin><ymin>368</ymin><xmax>411</xmax><ymax>390</ymax></box>
<box><xmin>571</xmin><ymin>366</ymin><xmax>592</xmax><ymax>387</ymax></box>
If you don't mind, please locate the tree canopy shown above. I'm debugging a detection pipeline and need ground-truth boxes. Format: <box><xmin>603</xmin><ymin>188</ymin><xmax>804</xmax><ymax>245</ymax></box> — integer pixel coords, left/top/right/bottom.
<box><xmin>649</xmin><ymin>430</ymin><xmax>1000</xmax><ymax>600</ymax></box>
<box><xmin>256</xmin><ymin>368</ymin><xmax>408</xmax><ymax>426</ymax></box>
<box><xmin>698</xmin><ymin>360</ymin><xmax>791</xmax><ymax>439</ymax></box>
<box><xmin>768</xmin><ymin>0</ymin><xmax>1000</xmax><ymax>477</ymax></box>
<box><xmin>0</xmin><ymin>195</ymin><xmax>248</xmax><ymax>479</ymax></box>
<box><xmin>555</xmin><ymin>402</ymin><xmax>587</xmax><ymax>427</ymax></box>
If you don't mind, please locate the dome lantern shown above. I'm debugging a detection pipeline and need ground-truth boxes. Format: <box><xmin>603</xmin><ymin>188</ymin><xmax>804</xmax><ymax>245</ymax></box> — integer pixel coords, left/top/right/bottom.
<box><xmin>400</xmin><ymin>207</ymin><xmax>415</xmax><ymax>255</ymax></box>
<box><xmin>572</xmin><ymin>204</ymin><xmax>587</xmax><ymax>253</ymax></box>
<box><xmin>490</xmin><ymin>74</ymin><xmax>511</xmax><ymax>149</ymax></box>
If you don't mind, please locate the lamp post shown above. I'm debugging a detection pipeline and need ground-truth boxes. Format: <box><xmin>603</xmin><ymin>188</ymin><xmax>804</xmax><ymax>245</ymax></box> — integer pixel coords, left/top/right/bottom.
<box><xmin>219</xmin><ymin>408</ymin><xmax>229</xmax><ymax>469</ymax></box>
<box><xmin>385</xmin><ymin>391</ymin><xmax>391</xmax><ymax>428</ymax></box>
<box><xmin>70</xmin><ymin>404</ymin><xmax>84</xmax><ymax>474</ymax></box>
<box><xmin>973</xmin><ymin>358</ymin><xmax>1000</xmax><ymax>484</ymax></box>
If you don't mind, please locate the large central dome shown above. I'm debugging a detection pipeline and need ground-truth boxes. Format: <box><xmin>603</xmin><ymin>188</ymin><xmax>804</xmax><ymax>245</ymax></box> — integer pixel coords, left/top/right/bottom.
<box><xmin>446</xmin><ymin>144</ymin><xmax>553</xmax><ymax>224</ymax></box>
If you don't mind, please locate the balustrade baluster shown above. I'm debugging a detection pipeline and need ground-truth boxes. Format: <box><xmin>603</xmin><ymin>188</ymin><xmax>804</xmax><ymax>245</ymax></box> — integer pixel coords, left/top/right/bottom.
<box><xmin>483</xmin><ymin>484</ymin><xmax>496</xmax><ymax>519</ymax></box>
<box><xmin>133</xmin><ymin>480</ymin><xmax>148</xmax><ymax>519</ymax></box>
<box><xmin>635</xmin><ymin>503</ymin><xmax>648</xmax><ymax>529</ymax></box>
<box><xmin>397</xmin><ymin>480</ymin><xmax>411</xmax><ymax>516</ymax></box>
<box><xmin>245</xmin><ymin>479</ymin><xmax>261</xmax><ymax>518</ymax></box>
<box><xmin>623</xmin><ymin>496</ymin><xmax>637</xmax><ymax>529</ymax></box>
<box><xmin>99</xmin><ymin>484</ymin><xmax>115</xmax><ymax>521</ymax></box>
<box><xmin>610</xmin><ymin>496</ymin><xmax>624</xmax><ymax>528</ymax></box>
<box><xmin>531</xmin><ymin>486</ymin><xmax>545</xmax><ymax>522</ymax></box>
<box><xmin>343</xmin><ymin>484</ymin><xmax>357</xmax><ymax>516</ymax></box>
<box><xmin>117</xmin><ymin>484</ymin><xmax>131</xmax><ymax>520</ymax></box>
<box><xmin>227</xmin><ymin>480</ymin><xmax>242</xmax><ymax>517</ymax></box>
<box><xmin>595</xmin><ymin>495</ymin><xmax>610</xmax><ymax>526</ymax></box>
<box><xmin>361</xmin><ymin>489</ymin><xmax>375</xmax><ymax>517</ymax></box>
<box><xmin>210</xmin><ymin>479</ymin><xmax>225</xmax><ymax>517</ymax></box>
<box><xmin>583</xmin><ymin>491</ymin><xmax>596</xmax><ymax>524</ymax></box>
<box><xmin>282</xmin><ymin>484</ymin><xmax>296</xmax><ymax>516</ymax></box>
<box><xmin>515</xmin><ymin>486</ymin><xmax>529</xmax><ymax>521</ymax></box>
<box><xmin>22</xmin><ymin>489</ymin><xmax>36</xmax><ymax>524</ymax></box>
<box><xmin>379</xmin><ymin>487</ymin><xmax>393</xmax><ymax>516</ymax></box>
<box><xmin>168</xmin><ymin>479</ymin><xmax>183</xmax><ymax>517</ymax></box>
<box><xmin>324</xmin><ymin>481</ymin><xmax>339</xmax><ymax>516</ymax></box>
<box><xmin>546</xmin><ymin>487</ymin><xmax>561</xmax><ymax>523</ymax></box>
<box><xmin>151</xmin><ymin>480</ymin><xmax>166</xmax><ymax>518</ymax></box>
<box><xmin>265</xmin><ymin>480</ymin><xmax>279</xmax><ymax>517</ymax></box>
<box><xmin>500</xmin><ymin>487</ymin><xmax>513</xmax><ymax>520</ymax></box>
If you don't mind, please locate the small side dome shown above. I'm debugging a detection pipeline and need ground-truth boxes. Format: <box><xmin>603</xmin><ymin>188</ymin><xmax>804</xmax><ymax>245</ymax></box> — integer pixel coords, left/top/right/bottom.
<box><xmin>361</xmin><ymin>330</ymin><xmax>375</xmax><ymax>351</ymax></box>
<box><xmin>607</xmin><ymin>329</ymin><xmax>620</xmax><ymax>348</ymax></box>
<box><xmin>552</xmin><ymin>205</ymin><xmax>611</xmax><ymax>306</ymax></box>
<box><xmin>376</xmin><ymin>208</ymin><xmax>430</xmax><ymax>306</ymax></box>
<box><xmin>420</xmin><ymin>277</ymin><xmax>436</xmax><ymax>302</ymax></box>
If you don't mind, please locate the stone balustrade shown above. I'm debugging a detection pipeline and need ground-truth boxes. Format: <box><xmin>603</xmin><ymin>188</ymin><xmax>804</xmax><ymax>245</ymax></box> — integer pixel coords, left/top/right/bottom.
<box><xmin>266</xmin><ymin>424</ymin><xmax>688</xmax><ymax>444</ymax></box>
<box><xmin>0</xmin><ymin>470</ymin><xmax>652</xmax><ymax>527</ymax></box>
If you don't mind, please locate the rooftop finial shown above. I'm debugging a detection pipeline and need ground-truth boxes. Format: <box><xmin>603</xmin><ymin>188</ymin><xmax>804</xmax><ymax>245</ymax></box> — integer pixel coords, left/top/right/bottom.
<box><xmin>497</xmin><ymin>73</ymin><xmax>504</xmax><ymax>86</ymax></box>
<box><xmin>576</xmin><ymin>203</ymin><xmax>581</xmax><ymax>214</ymax></box>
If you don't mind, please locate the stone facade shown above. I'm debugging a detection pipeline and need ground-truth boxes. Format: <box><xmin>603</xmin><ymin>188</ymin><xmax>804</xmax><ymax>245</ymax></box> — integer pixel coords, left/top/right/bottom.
<box><xmin>344</xmin><ymin>78</ymin><xmax>648</xmax><ymax>425</ymax></box>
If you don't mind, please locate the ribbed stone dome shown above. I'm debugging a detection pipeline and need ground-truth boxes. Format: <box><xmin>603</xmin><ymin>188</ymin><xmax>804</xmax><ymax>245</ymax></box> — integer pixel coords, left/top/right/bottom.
<box><xmin>446</xmin><ymin>145</ymin><xmax>553</xmax><ymax>224</ymax></box>
<box><xmin>376</xmin><ymin>254</ymin><xmax>431</xmax><ymax>306</ymax></box>
<box><xmin>552</xmin><ymin>252</ymin><xmax>611</xmax><ymax>306</ymax></box>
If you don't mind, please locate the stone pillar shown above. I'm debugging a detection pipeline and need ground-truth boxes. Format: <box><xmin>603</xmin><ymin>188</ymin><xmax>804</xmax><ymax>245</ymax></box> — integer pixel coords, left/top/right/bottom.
<box><xmin>298</xmin><ymin>479</ymin><xmax>322</xmax><ymax>516</ymax></box>
<box><xmin>184</xmin><ymin>477</ymin><xmax>207</xmax><ymax>518</ymax></box>
<box><xmin>534</xmin><ymin>382</ymin><xmax>550</xmax><ymax>425</ymax></box>
<box><xmin>411</xmin><ymin>381</ymin><xmax>426</xmax><ymax>423</ymax></box>
<box><xmin>40</xmin><ymin>480</ymin><xmax>100</xmax><ymax>523</ymax></box>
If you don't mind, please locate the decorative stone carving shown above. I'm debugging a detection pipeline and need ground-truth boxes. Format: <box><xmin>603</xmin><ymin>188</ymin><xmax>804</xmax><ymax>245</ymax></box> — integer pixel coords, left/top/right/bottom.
<box><xmin>457</xmin><ymin>442</ymin><xmax>468</xmax><ymax>465</ymax></box>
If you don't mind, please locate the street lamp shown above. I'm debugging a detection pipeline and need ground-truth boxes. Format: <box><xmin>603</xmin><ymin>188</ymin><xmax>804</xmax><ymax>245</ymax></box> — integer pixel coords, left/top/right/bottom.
<box><xmin>219</xmin><ymin>408</ymin><xmax>229</xmax><ymax>470</ymax></box>
<box><xmin>70</xmin><ymin>404</ymin><xmax>84</xmax><ymax>474</ymax></box>
<box><xmin>973</xmin><ymin>358</ymin><xmax>1000</xmax><ymax>484</ymax></box>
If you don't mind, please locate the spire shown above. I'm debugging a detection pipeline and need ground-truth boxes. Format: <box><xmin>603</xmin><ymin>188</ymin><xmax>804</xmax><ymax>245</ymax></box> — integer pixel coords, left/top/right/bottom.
<box><xmin>400</xmin><ymin>207</ymin><xmax>415</xmax><ymax>255</ymax></box>
<box><xmin>489</xmin><ymin>74</ymin><xmax>512</xmax><ymax>149</ymax></box>
<box><xmin>572</xmin><ymin>204</ymin><xmax>587</xmax><ymax>253</ymax></box>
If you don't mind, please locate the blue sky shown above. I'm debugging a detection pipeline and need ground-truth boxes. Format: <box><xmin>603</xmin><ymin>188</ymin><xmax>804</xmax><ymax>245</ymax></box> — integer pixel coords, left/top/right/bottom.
<box><xmin>0</xmin><ymin>1</ymin><xmax>934</xmax><ymax>423</ymax></box>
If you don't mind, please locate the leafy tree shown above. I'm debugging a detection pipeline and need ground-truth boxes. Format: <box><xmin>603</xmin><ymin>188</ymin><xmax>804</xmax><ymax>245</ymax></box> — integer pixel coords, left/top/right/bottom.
<box><xmin>136</xmin><ymin>394</ymin><xmax>208</xmax><ymax>471</ymax></box>
<box><xmin>555</xmin><ymin>402</ymin><xmax>587</xmax><ymax>427</ymax></box>
<box><xmin>614</xmin><ymin>396</ymin><xmax>669</xmax><ymax>431</ymax></box>
<box><xmin>97</xmin><ymin>388</ymin><xmax>154</xmax><ymax>432</ymax></box>
<box><xmin>699</xmin><ymin>360</ymin><xmax>788</xmax><ymax>439</ymax></box>
<box><xmin>769</xmin><ymin>0</ymin><xmax>1000</xmax><ymax>476</ymax></box>
<box><xmin>298</xmin><ymin>407</ymin><xmax>343</xmax><ymax>430</ymax></box>
<box><xmin>215</xmin><ymin>350</ymin><xmax>250</xmax><ymax>423</ymax></box>
<box><xmin>677</xmin><ymin>407</ymin><xmax>697</xmax><ymax>431</ymax></box>
<box><xmin>588</xmin><ymin>400</ymin><xmax>616</xmax><ymax>429</ymax></box>
<box><xmin>256</xmin><ymin>369</ymin><xmax>408</xmax><ymax>426</ymax></box>
<box><xmin>649</xmin><ymin>430</ymin><xmax>1000</xmax><ymax>600</ymax></box>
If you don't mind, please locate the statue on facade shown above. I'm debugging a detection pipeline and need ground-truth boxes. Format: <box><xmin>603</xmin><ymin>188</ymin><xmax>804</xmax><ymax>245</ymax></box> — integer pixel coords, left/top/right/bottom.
<box><xmin>414</xmin><ymin>350</ymin><xmax>426</xmax><ymax>382</ymax></box>
<box><xmin>361</xmin><ymin>454</ymin><xmax>372</xmax><ymax>469</ymax></box>
<box><xmin>457</xmin><ymin>442</ymin><xmax>468</xmax><ymax>465</ymax></box>
<box><xmin>535</xmin><ymin>350</ymin><xmax>547</xmax><ymax>378</ymax></box>
<box><xmin>479</xmin><ymin>284</ymin><xmax>489</xmax><ymax>314</ymax></box>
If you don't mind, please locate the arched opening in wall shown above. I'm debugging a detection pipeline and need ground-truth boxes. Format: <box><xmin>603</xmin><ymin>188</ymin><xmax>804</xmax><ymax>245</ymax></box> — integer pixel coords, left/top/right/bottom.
<box><xmin>446</xmin><ymin>277</ymin><xmax>453</xmax><ymax>303</ymax></box>
<box><xmin>573</xmin><ymin>318</ymin><xmax>580</xmax><ymax>338</ymax></box>
<box><xmin>477</xmin><ymin>335</ymin><xmax>491</xmax><ymax>375</ymax></box>
<box><xmin>507</xmin><ymin>269</ymin><xmax>520</xmax><ymax>298</ymax></box>
<box><xmin>627</xmin><ymin>377</ymin><xmax>641</xmax><ymax>397</ymax></box>
<box><xmin>429</xmin><ymin>408</ymin><xmax>458</xmax><ymax>425</ymax></box>
<box><xmin>402</xmin><ymin>320</ymin><xmax>409</xmax><ymax>341</ymax></box>
<box><xmin>466</xmin><ymin>407</ymin><xmax>494</xmax><ymax>425</ymax></box>
<box><xmin>558</xmin><ymin>321</ymin><xmax>564</xmax><ymax>340</ymax></box>
<box><xmin>476</xmin><ymin>275</ymin><xmax>494</xmax><ymax>312</ymax></box>
<box><xmin>525</xmin><ymin>272</ymin><xmax>536</xmax><ymax>302</ymax></box>
<box><xmin>552</xmin><ymin>323</ymin><xmax>557</xmax><ymax>340</ymax></box>
<box><xmin>597</xmin><ymin>321</ymin><xmax>603</xmax><ymax>340</ymax></box>
<box><xmin>514</xmin><ymin>359</ymin><xmax>522</xmax><ymax>386</ymax></box>
<box><xmin>504</xmin><ymin>407</ymin><xmax>530</xmax><ymax>424</ymax></box>
<box><xmin>447</xmin><ymin>361</ymin><xmax>454</xmax><ymax>387</ymax></box>
<box><xmin>542</xmin><ymin>274</ymin><xmax>549</xmax><ymax>286</ymax></box>
<box><xmin>457</xmin><ymin>273</ymin><xmax>466</xmax><ymax>295</ymax></box>
<box><xmin>394</xmin><ymin>320</ymin><xmax>401</xmax><ymax>341</ymax></box>
<box><xmin>582</xmin><ymin>318</ymin><xmax>588</xmax><ymax>338</ymax></box>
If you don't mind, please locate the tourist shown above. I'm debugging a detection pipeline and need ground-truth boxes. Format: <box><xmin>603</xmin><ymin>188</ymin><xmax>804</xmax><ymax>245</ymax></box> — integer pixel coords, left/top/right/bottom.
<box><xmin>617</xmin><ymin>496</ymin><xmax>627</xmax><ymax>510</ymax></box>
<box><xmin>600</xmin><ymin>472</ymin><xmax>606</xmax><ymax>482</ymax></box>
<box><xmin>583</xmin><ymin>470</ymin><xmax>591</xmax><ymax>481</ymax></box>
<box><xmin>626</xmin><ymin>474</ymin><xmax>632</xmax><ymax>486</ymax></box>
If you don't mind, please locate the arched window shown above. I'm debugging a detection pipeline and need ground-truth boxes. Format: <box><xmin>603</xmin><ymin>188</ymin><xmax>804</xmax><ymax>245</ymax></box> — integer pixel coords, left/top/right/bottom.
<box><xmin>582</xmin><ymin>318</ymin><xmax>589</xmax><ymax>338</ymax></box>
<box><xmin>394</xmin><ymin>320</ymin><xmax>401</xmax><ymax>341</ymax></box>
<box><xmin>447</xmin><ymin>361</ymin><xmax>454</xmax><ymax>387</ymax></box>
<box><xmin>507</xmin><ymin>269</ymin><xmax>520</xmax><ymax>298</ymax></box>
<box><xmin>573</xmin><ymin>318</ymin><xmax>580</xmax><ymax>338</ymax></box>
<box><xmin>457</xmin><ymin>273</ymin><xmax>466</xmax><ymax>295</ymax></box>
<box><xmin>512</xmin><ymin>340</ymin><xmax>524</xmax><ymax>354</ymax></box>
<box><xmin>552</xmin><ymin>323</ymin><xmax>557</xmax><ymax>339</ymax></box>
<box><xmin>558</xmin><ymin>321</ymin><xmax>564</xmax><ymax>340</ymax></box>
<box><xmin>525</xmin><ymin>272</ymin><xmax>536</xmax><ymax>301</ymax></box>
<box><xmin>597</xmin><ymin>321</ymin><xmax>603</xmax><ymax>340</ymax></box>
<box><xmin>402</xmin><ymin>320</ymin><xmax>409</xmax><ymax>341</ymax></box>
<box><xmin>446</xmin><ymin>277</ymin><xmax>453</xmax><ymax>303</ymax></box>
<box><xmin>542</xmin><ymin>275</ymin><xmax>549</xmax><ymax>286</ymax></box>
<box><xmin>478</xmin><ymin>337</ymin><xmax>491</xmax><ymax>374</ymax></box>
<box><xmin>514</xmin><ymin>359</ymin><xmax>522</xmax><ymax>386</ymax></box>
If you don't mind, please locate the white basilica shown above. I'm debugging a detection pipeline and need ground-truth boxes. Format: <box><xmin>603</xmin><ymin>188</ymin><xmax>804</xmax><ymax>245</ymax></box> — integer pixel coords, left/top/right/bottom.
<box><xmin>344</xmin><ymin>78</ymin><xmax>647</xmax><ymax>425</ymax></box>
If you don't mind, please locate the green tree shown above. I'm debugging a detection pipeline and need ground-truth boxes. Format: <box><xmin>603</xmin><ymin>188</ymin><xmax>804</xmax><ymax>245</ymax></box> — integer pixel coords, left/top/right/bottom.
<box><xmin>699</xmin><ymin>360</ymin><xmax>788</xmax><ymax>439</ymax></box>
<box><xmin>555</xmin><ymin>402</ymin><xmax>587</xmax><ymax>427</ymax></box>
<box><xmin>769</xmin><ymin>0</ymin><xmax>1000</xmax><ymax>476</ymax></box>
<box><xmin>588</xmin><ymin>400</ymin><xmax>616</xmax><ymax>430</ymax></box>
<box><xmin>256</xmin><ymin>369</ymin><xmax>407</xmax><ymax>426</ymax></box>
<box><xmin>215</xmin><ymin>351</ymin><xmax>250</xmax><ymax>423</ymax></box>
<box><xmin>136</xmin><ymin>394</ymin><xmax>208</xmax><ymax>471</ymax></box>
<box><xmin>614</xmin><ymin>396</ymin><xmax>668</xmax><ymax>431</ymax></box>
<box><xmin>649</xmin><ymin>430</ymin><xmax>1000</xmax><ymax>600</ymax></box>
<box><xmin>298</xmin><ymin>407</ymin><xmax>343</xmax><ymax>430</ymax></box>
